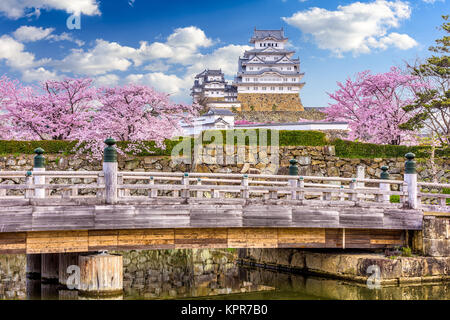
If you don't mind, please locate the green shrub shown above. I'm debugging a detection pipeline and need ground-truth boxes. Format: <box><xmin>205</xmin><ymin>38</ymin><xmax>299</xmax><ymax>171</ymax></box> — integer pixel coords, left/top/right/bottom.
<box><xmin>443</xmin><ymin>188</ymin><xmax>450</xmax><ymax>205</ymax></box>
<box><xmin>390</xmin><ymin>195</ymin><xmax>400</xmax><ymax>203</ymax></box>
<box><xmin>401</xmin><ymin>247</ymin><xmax>412</xmax><ymax>257</ymax></box>
<box><xmin>200</xmin><ymin>129</ymin><xmax>327</xmax><ymax>147</ymax></box>
<box><xmin>333</xmin><ymin>139</ymin><xmax>431</xmax><ymax>159</ymax></box>
<box><xmin>0</xmin><ymin>130</ymin><xmax>448</xmax><ymax>160</ymax></box>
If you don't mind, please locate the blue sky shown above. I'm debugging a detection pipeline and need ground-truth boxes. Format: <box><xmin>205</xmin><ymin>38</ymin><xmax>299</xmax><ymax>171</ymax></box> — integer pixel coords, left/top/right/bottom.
<box><xmin>0</xmin><ymin>0</ymin><xmax>447</xmax><ymax>107</ymax></box>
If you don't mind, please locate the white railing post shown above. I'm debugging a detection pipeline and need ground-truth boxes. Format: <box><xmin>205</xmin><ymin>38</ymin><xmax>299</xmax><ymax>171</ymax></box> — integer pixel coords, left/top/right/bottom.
<box><xmin>25</xmin><ymin>171</ymin><xmax>33</xmax><ymax>199</ymax></box>
<box><xmin>196</xmin><ymin>178</ymin><xmax>203</xmax><ymax>198</ymax></box>
<box><xmin>149</xmin><ymin>177</ymin><xmax>157</xmax><ymax>198</ymax></box>
<box><xmin>288</xmin><ymin>159</ymin><xmax>298</xmax><ymax>200</ymax></box>
<box><xmin>242</xmin><ymin>174</ymin><xmax>249</xmax><ymax>199</ymax></box>
<box><xmin>404</xmin><ymin>153</ymin><xmax>418</xmax><ymax>209</ymax></box>
<box><xmin>339</xmin><ymin>185</ymin><xmax>345</xmax><ymax>201</ymax></box>
<box><xmin>97</xmin><ymin>173</ymin><xmax>105</xmax><ymax>199</ymax></box>
<box><xmin>0</xmin><ymin>169</ymin><xmax>5</xmax><ymax>197</ymax></box>
<box><xmin>103</xmin><ymin>138</ymin><xmax>118</xmax><ymax>204</ymax></box>
<box><xmin>33</xmin><ymin>148</ymin><xmax>46</xmax><ymax>198</ymax></box>
<box><xmin>349</xmin><ymin>179</ymin><xmax>358</xmax><ymax>202</ymax></box>
<box><xmin>182</xmin><ymin>173</ymin><xmax>189</xmax><ymax>198</ymax></box>
<box><xmin>379</xmin><ymin>166</ymin><xmax>390</xmax><ymax>203</ymax></box>
<box><xmin>298</xmin><ymin>177</ymin><xmax>305</xmax><ymax>201</ymax></box>
<box><xmin>118</xmin><ymin>174</ymin><xmax>124</xmax><ymax>198</ymax></box>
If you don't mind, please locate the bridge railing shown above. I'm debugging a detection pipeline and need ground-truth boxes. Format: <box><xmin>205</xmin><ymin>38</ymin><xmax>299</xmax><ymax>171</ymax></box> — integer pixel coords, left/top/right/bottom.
<box><xmin>0</xmin><ymin>140</ymin><xmax>448</xmax><ymax>211</ymax></box>
<box><xmin>0</xmin><ymin>170</ymin><xmax>104</xmax><ymax>199</ymax></box>
<box><xmin>417</xmin><ymin>182</ymin><xmax>450</xmax><ymax>208</ymax></box>
<box><xmin>117</xmin><ymin>171</ymin><xmax>407</xmax><ymax>206</ymax></box>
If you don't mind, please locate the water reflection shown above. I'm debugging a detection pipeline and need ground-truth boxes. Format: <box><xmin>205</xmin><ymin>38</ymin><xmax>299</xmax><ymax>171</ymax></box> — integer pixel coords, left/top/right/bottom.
<box><xmin>1</xmin><ymin>251</ymin><xmax>449</xmax><ymax>300</ymax></box>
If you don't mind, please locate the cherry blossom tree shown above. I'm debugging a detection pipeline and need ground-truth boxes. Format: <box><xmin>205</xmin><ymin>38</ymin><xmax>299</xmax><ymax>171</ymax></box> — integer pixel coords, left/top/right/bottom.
<box><xmin>325</xmin><ymin>67</ymin><xmax>428</xmax><ymax>145</ymax></box>
<box><xmin>0</xmin><ymin>77</ymin><xmax>97</xmax><ymax>140</ymax></box>
<box><xmin>74</xmin><ymin>84</ymin><xmax>199</xmax><ymax>159</ymax></box>
<box><xmin>0</xmin><ymin>77</ymin><xmax>200</xmax><ymax>159</ymax></box>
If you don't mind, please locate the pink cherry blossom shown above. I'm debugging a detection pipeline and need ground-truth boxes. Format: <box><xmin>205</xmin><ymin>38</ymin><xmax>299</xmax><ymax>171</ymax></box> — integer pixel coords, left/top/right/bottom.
<box><xmin>325</xmin><ymin>67</ymin><xmax>428</xmax><ymax>145</ymax></box>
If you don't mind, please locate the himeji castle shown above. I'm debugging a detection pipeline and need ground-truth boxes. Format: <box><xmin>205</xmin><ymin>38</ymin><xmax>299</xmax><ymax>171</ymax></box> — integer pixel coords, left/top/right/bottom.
<box><xmin>234</xmin><ymin>28</ymin><xmax>305</xmax><ymax>111</ymax></box>
<box><xmin>191</xmin><ymin>69</ymin><xmax>240</xmax><ymax>110</ymax></box>
<box><xmin>191</xmin><ymin>28</ymin><xmax>305</xmax><ymax>112</ymax></box>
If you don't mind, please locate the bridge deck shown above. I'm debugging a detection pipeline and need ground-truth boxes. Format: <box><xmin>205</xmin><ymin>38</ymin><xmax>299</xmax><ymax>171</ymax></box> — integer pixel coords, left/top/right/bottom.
<box><xmin>0</xmin><ymin>198</ymin><xmax>420</xmax><ymax>254</ymax></box>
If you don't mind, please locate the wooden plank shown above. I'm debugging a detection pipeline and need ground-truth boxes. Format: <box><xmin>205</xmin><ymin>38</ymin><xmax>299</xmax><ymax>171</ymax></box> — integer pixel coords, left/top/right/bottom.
<box><xmin>26</xmin><ymin>230</ymin><xmax>88</xmax><ymax>254</ymax></box>
<box><xmin>175</xmin><ymin>228</ymin><xmax>227</xmax><ymax>248</ymax></box>
<box><xmin>88</xmin><ymin>230</ymin><xmax>119</xmax><ymax>251</ymax></box>
<box><xmin>277</xmin><ymin>228</ymin><xmax>326</xmax><ymax>248</ymax></box>
<box><xmin>228</xmin><ymin>228</ymin><xmax>278</xmax><ymax>248</ymax></box>
<box><xmin>118</xmin><ymin>229</ymin><xmax>174</xmax><ymax>250</ymax></box>
<box><xmin>0</xmin><ymin>232</ymin><xmax>26</xmax><ymax>254</ymax></box>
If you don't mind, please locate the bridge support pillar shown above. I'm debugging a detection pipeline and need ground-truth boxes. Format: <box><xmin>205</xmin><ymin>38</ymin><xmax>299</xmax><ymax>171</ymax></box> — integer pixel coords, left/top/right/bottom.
<box><xmin>41</xmin><ymin>253</ymin><xmax>59</xmax><ymax>283</ymax></box>
<box><xmin>59</xmin><ymin>252</ymin><xmax>81</xmax><ymax>286</ymax></box>
<box><xmin>79</xmin><ymin>252</ymin><xmax>123</xmax><ymax>297</ymax></box>
<box><xmin>26</xmin><ymin>254</ymin><xmax>41</xmax><ymax>279</ymax></box>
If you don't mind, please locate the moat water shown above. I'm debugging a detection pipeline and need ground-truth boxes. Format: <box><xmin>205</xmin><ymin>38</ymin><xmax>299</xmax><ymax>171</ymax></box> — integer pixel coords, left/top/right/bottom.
<box><xmin>1</xmin><ymin>250</ymin><xmax>449</xmax><ymax>300</ymax></box>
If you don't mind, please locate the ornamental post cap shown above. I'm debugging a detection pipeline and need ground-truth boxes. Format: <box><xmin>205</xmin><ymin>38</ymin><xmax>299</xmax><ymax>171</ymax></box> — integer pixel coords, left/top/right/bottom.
<box><xmin>405</xmin><ymin>152</ymin><xmax>415</xmax><ymax>160</ymax></box>
<box><xmin>104</xmin><ymin>138</ymin><xmax>116</xmax><ymax>146</ymax></box>
<box><xmin>184</xmin><ymin>172</ymin><xmax>189</xmax><ymax>177</ymax></box>
<box><xmin>381</xmin><ymin>166</ymin><xmax>389</xmax><ymax>172</ymax></box>
<box><xmin>34</xmin><ymin>147</ymin><xmax>44</xmax><ymax>155</ymax></box>
<box><xmin>26</xmin><ymin>171</ymin><xmax>32</xmax><ymax>177</ymax></box>
<box><xmin>243</xmin><ymin>174</ymin><xmax>248</xmax><ymax>178</ymax></box>
<box><xmin>289</xmin><ymin>159</ymin><xmax>298</xmax><ymax>165</ymax></box>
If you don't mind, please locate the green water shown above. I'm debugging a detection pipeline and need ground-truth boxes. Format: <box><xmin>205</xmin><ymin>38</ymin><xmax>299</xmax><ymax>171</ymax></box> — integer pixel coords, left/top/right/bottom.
<box><xmin>1</xmin><ymin>253</ymin><xmax>449</xmax><ymax>300</ymax></box>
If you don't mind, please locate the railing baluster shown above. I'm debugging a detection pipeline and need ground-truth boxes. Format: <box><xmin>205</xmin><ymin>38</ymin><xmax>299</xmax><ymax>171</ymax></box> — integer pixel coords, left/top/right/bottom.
<box><xmin>149</xmin><ymin>177</ymin><xmax>157</xmax><ymax>198</ymax></box>
<box><xmin>298</xmin><ymin>177</ymin><xmax>305</xmax><ymax>200</ymax></box>
<box><xmin>196</xmin><ymin>178</ymin><xmax>203</xmax><ymax>198</ymax></box>
<box><xmin>182</xmin><ymin>173</ymin><xmax>189</xmax><ymax>198</ymax></box>
<box><xmin>25</xmin><ymin>171</ymin><xmax>33</xmax><ymax>199</ymax></box>
<box><xmin>349</xmin><ymin>179</ymin><xmax>358</xmax><ymax>202</ymax></box>
<box><xmin>242</xmin><ymin>174</ymin><xmax>249</xmax><ymax>199</ymax></box>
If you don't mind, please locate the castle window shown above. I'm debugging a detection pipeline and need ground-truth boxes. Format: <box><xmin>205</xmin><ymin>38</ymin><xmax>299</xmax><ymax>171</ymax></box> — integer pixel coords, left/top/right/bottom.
<box><xmin>254</xmin><ymin>87</ymin><xmax>258</xmax><ymax>90</ymax></box>
<box><xmin>279</xmin><ymin>87</ymin><xmax>283</xmax><ymax>90</ymax></box>
<box><xmin>270</xmin><ymin>87</ymin><xmax>275</xmax><ymax>91</ymax></box>
<box><xmin>262</xmin><ymin>87</ymin><xmax>266</xmax><ymax>90</ymax></box>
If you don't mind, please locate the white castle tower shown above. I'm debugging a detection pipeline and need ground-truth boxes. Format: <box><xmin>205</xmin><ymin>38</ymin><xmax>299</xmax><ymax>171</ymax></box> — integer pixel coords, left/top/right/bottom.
<box><xmin>234</xmin><ymin>28</ymin><xmax>305</xmax><ymax>111</ymax></box>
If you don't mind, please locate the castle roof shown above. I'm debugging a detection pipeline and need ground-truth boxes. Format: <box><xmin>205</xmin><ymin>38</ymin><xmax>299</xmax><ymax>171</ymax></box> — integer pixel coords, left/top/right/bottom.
<box><xmin>204</xmin><ymin>108</ymin><xmax>235</xmax><ymax>116</ymax></box>
<box><xmin>250</xmin><ymin>29</ymin><xmax>287</xmax><ymax>43</ymax></box>
<box><xmin>195</xmin><ymin>69</ymin><xmax>224</xmax><ymax>78</ymax></box>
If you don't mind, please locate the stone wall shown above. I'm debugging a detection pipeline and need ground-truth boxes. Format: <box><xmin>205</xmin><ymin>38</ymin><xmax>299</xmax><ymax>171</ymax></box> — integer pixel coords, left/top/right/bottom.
<box><xmin>0</xmin><ymin>254</ymin><xmax>26</xmax><ymax>299</ymax></box>
<box><xmin>1</xmin><ymin>145</ymin><xmax>449</xmax><ymax>184</ymax></box>
<box><xmin>413</xmin><ymin>215</ymin><xmax>450</xmax><ymax>257</ymax></box>
<box><xmin>117</xmin><ymin>249</ymin><xmax>264</xmax><ymax>299</ymax></box>
<box><xmin>237</xmin><ymin>93</ymin><xmax>304</xmax><ymax>112</ymax></box>
<box><xmin>239</xmin><ymin>249</ymin><xmax>450</xmax><ymax>285</ymax></box>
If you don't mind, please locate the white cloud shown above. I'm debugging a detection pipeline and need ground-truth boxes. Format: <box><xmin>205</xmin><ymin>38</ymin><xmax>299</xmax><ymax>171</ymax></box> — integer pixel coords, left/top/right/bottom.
<box><xmin>12</xmin><ymin>25</ymin><xmax>84</xmax><ymax>46</ymax></box>
<box><xmin>187</xmin><ymin>44</ymin><xmax>252</xmax><ymax>77</ymax></box>
<box><xmin>94</xmin><ymin>74</ymin><xmax>120</xmax><ymax>87</ymax></box>
<box><xmin>0</xmin><ymin>0</ymin><xmax>100</xmax><ymax>19</ymax></box>
<box><xmin>54</xmin><ymin>39</ymin><xmax>135</xmax><ymax>75</ymax></box>
<box><xmin>422</xmin><ymin>0</ymin><xmax>445</xmax><ymax>3</ymax></box>
<box><xmin>13</xmin><ymin>25</ymin><xmax>54</xmax><ymax>42</ymax></box>
<box><xmin>0</xmin><ymin>35</ymin><xmax>43</xmax><ymax>69</ymax></box>
<box><xmin>0</xmin><ymin>26</ymin><xmax>250</xmax><ymax>102</ymax></box>
<box><xmin>283</xmin><ymin>0</ymin><xmax>417</xmax><ymax>56</ymax></box>
<box><xmin>22</xmin><ymin>66</ymin><xmax>58</xmax><ymax>82</ymax></box>
<box><xmin>0</xmin><ymin>35</ymin><xmax>57</xmax><ymax>82</ymax></box>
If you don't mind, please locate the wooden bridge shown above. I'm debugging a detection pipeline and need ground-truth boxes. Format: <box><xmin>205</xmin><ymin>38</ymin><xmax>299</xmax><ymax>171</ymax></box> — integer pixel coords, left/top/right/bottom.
<box><xmin>0</xmin><ymin>140</ymin><xmax>449</xmax><ymax>255</ymax></box>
